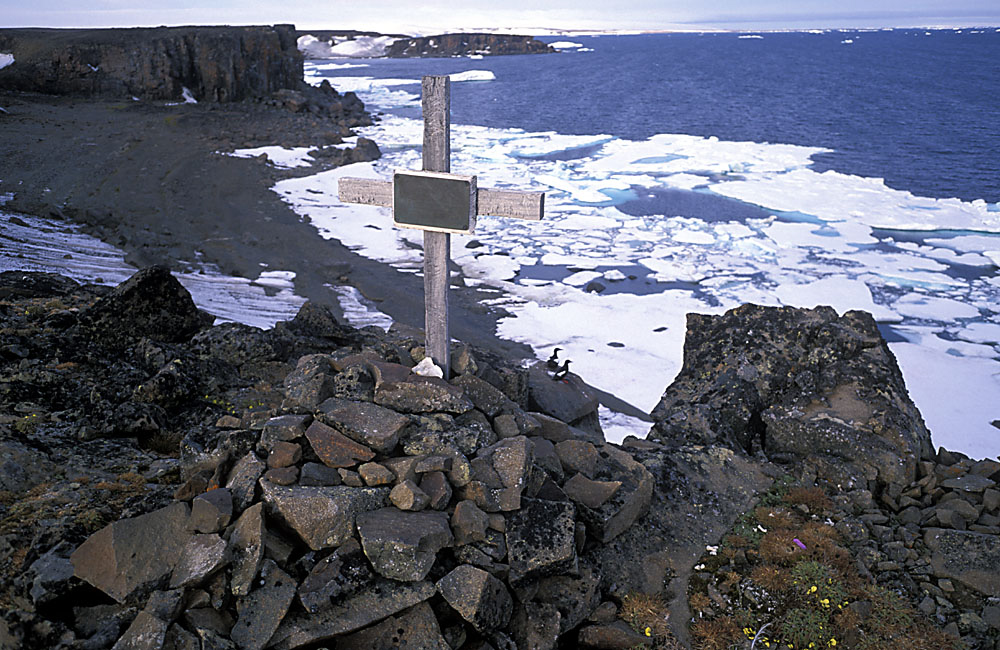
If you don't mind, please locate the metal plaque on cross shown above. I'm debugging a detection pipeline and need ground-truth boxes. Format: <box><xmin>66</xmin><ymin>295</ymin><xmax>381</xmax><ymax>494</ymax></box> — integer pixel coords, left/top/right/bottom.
<box><xmin>338</xmin><ymin>75</ymin><xmax>544</xmax><ymax>377</ymax></box>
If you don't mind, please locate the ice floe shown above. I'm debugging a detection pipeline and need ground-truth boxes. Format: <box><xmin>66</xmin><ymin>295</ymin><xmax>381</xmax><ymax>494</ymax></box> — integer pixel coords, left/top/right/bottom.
<box><xmin>449</xmin><ymin>70</ymin><xmax>496</xmax><ymax>82</ymax></box>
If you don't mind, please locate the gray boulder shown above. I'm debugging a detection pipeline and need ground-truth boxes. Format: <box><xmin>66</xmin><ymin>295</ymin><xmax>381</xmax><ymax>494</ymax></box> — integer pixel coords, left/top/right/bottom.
<box><xmin>333</xmin><ymin>601</ymin><xmax>450</xmax><ymax>649</ymax></box>
<box><xmin>925</xmin><ymin>527</ymin><xmax>1000</xmax><ymax>596</ymax></box>
<box><xmin>260</xmin><ymin>482</ymin><xmax>388</xmax><ymax>551</ymax></box>
<box><xmin>70</xmin><ymin>502</ymin><xmax>192</xmax><ymax>603</ymax></box>
<box><xmin>650</xmin><ymin>304</ymin><xmax>933</xmax><ymax>489</ymax></box>
<box><xmin>374</xmin><ymin>375</ymin><xmax>474</xmax><ymax>414</ymax></box>
<box><xmin>356</xmin><ymin>508</ymin><xmax>453</xmax><ymax>581</ymax></box>
<box><xmin>317</xmin><ymin>397</ymin><xmax>411</xmax><ymax>453</ymax></box>
<box><xmin>269</xmin><ymin>580</ymin><xmax>436</xmax><ymax>650</ymax></box>
<box><xmin>506</xmin><ymin>498</ymin><xmax>577</xmax><ymax>585</ymax></box>
<box><xmin>437</xmin><ymin>564</ymin><xmax>513</xmax><ymax>632</ymax></box>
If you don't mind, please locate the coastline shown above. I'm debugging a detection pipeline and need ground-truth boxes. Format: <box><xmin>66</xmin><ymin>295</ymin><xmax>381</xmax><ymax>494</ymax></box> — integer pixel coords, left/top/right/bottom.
<box><xmin>0</xmin><ymin>90</ymin><xmax>538</xmax><ymax>364</ymax></box>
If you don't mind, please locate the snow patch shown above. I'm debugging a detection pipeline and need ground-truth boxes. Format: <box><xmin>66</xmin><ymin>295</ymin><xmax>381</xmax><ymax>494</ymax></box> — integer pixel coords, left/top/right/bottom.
<box><xmin>0</xmin><ymin>53</ymin><xmax>14</xmax><ymax>70</ymax></box>
<box><xmin>223</xmin><ymin>146</ymin><xmax>316</xmax><ymax>169</ymax></box>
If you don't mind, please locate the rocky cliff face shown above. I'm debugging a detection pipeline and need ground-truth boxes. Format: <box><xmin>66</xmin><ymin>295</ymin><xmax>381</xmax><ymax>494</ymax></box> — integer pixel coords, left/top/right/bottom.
<box><xmin>386</xmin><ymin>33</ymin><xmax>554</xmax><ymax>57</ymax></box>
<box><xmin>0</xmin><ymin>25</ymin><xmax>302</xmax><ymax>102</ymax></box>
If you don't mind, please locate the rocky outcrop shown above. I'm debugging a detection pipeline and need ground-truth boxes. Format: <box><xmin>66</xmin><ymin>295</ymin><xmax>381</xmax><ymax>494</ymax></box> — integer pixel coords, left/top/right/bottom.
<box><xmin>2</xmin><ymin>271</ymin><xmax>994</xmax><ymax>648</ymax></box>
<box><xmin>650</xmin><ymin>304</ymin><xmax>934</xmax><ymax>491</ymax></box>
<box><xmin>386</xmin><ymin>33</ymin><xmax>554</xmax><ymax>58</ymax></box>
<box><xmin>0</xmin><ymin>25</ymin><xmax>301</xmax><ymax>101</ymax></box>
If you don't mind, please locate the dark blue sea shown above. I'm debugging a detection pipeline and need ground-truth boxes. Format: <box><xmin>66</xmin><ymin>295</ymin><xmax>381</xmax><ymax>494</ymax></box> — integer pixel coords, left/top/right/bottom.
<box><xmin>331</xmin><ymin>29</ymin><xmax>1000</xmax><ymax>204</ymax></box>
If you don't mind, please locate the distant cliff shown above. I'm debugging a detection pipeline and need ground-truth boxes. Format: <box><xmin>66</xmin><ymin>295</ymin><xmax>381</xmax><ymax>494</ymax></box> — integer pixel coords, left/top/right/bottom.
<box><xmin>386</xmin><ymin>33</ymin><xmax>554</xmax><ymax>57</ymax></box>
<box><xmin>0</xmin><ymin>25</ymin><xmax>302</xmax><ymax>102</ymax></box>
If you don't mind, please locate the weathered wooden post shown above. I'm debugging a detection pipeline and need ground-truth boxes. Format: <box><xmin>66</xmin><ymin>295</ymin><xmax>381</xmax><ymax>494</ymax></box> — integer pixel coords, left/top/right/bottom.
<box><xmin>420</xmin><ymin>76</ymin><xmax>453</xmax><ymax>378</ymax></box>
<box><xmin>338</xmin><ymin>75</ymin><xmax>544</xmax><ymax>377</ymax></box>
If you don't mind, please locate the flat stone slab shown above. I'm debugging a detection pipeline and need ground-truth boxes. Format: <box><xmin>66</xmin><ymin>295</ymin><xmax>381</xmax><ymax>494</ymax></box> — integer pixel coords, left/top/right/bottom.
<box><xmin>317</xmin><ymin>397</ymin><xmax>411</xmax><ymax>453</ymax></box>
<box><xmin>169</xmin><ymin>534</ymin><xmax>228</xmax><ymax>589</ymax></box>
<box><xmin>229</xmin><ymin>502</ymin><xmax>266</xmax><ymax>597</ymax></box>
<box><xmin>71</xmin><ymin>501</ymin><xmax>192</xmax><ymax>603</ymax></box>
<box><xmin>925</xmin><ymin>527</ymin><xmax>1000</xmax><ymax>596</ymax></box>
<box><xmin>269</xmin><ymin>580</ymin><xmax>436</xmax><ymax>650</ymax></box>
<box><xmin>374</xmin><ymin>376</ymin><xmax>474</xmax><ymax>414</ymax></box>
<box><xmin>357</xmin><ymin>508</ymin><xmax>453</xmax><ymax>581</ymax></box>
<box><xmin>231</xmin><ymin>559</ymin><xmax>297</xmax><ymax>650</ymax></box>
<box><xmin>334</xmin><ymin>600</ymin><xmax>450</xmax><ymax>649</ymax></box>
<box><xmin>261</xmin><ymin>482</ymin><xmax>389</xmax><ymax>551</ymax></box>
<box><xmin>941</xmin><ymin>474</ymin><xmax>996</xmax><ymax>493</ymax></box>
<box><xmin>305</xmin><ymin>420</ymin><xmax>376</xmax><ymax>468</ymax></box>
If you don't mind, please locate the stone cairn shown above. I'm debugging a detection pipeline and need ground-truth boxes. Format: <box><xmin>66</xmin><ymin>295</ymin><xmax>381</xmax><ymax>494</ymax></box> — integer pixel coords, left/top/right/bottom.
<box><xmin>66</xmin><ymin>336</ymin><xmax>654</xmax><ymax>648</ymax></box>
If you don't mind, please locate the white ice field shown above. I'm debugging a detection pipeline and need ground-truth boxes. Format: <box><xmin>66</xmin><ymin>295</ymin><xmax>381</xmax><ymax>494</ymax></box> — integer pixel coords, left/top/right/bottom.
<box><xmin>273</xmin><ymin>60</ymin><xmax>1000</xmax><ymax>457</ymax></box>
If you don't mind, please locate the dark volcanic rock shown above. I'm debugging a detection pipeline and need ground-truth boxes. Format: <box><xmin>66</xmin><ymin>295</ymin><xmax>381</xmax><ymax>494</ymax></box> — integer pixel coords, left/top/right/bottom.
<box><xmin>70</xmin><ymin>501</ymin><xmax>192</xmax><ymax>603</ymax></box>
<box><xmin>0</xmin><ymin>25</ymin><xmax>301</xmax><ymax>102</ymax></box>
<box><xmin>386</xmin><ymin>33</ymin><xmax>554</xmax><ymax>57</ymax></box>
<box><xmin>650</xmin><ymin>304</ymin><xmax>933</xmax><ymax>489</ymax></box>
<box><xmin>437</xmin><ymin>564</ymin><xmax>513</xmax><ymax>633</ymax></box>
<box><xmin>77</xmin><ymin>265</ymin><xmax>213</xmax><ymax>346</ymax></box>
<box><xmin>356</xmin><ymin>508</ymin><xmax>453</xmax><ymax>581</ymax></box>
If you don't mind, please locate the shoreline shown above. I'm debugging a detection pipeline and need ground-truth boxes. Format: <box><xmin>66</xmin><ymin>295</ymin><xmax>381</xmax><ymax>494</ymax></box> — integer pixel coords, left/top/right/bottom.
<box><xmin>0</xmin><ymin>91</ymin><xmax>540</xmax><ymax>364</ymax></box>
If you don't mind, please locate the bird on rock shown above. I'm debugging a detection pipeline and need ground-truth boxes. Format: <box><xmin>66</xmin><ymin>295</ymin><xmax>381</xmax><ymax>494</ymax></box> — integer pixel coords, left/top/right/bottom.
<box><xmin>552</xmin><ymin>359</ymin><xmax>570</xmax><ymax>381</ymax></box>
<box><xmin>547</xmin><ymin>347</ymin><xmax>562</xmax><ymax>369</ymax></box>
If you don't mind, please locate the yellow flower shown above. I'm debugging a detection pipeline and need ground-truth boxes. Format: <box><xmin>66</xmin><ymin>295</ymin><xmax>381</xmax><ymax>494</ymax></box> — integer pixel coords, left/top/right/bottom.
<box><xmin>820</xmin><ymin>598</ymin><xmax>830</xmax><ymax>607</ymax></box>
<box><xmin>808</xmin><ymin>585</ymin><xmax>818</xmax><ymax>593</ymax></box>
<box><xmin>644</xmin><ymin>627</ymin><xmax>651</xmax><ymax>637</ymax></box>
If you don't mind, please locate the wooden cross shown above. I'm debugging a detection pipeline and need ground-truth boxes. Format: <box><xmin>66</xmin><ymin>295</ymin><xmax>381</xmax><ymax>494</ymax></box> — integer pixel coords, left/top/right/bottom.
<box><xmin>338</xmin><ymin>75</ymin><xmax>545</xmax><ymax>377</ymax></box>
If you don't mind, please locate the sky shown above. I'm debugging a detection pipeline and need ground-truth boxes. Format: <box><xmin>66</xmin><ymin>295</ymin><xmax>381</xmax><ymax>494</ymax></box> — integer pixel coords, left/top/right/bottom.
<box><xmin>1</xmin><ymin>0</ymin><xmax>998</xmax><ymax>33</ymax></box>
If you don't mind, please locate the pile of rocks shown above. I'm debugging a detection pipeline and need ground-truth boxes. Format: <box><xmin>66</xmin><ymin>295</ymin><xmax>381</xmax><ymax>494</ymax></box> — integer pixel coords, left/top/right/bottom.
<box><xmin>63</xmin><ymin>334</ymin><xmax>655</xmax><ymax>649</ymax></box>
<box><xmin>832</xmin><ymin>450</ymin><xmax>1000</xmax><ymax>642</ymax></box>
<box><xmin>1</xmin><ymin>267</ymin><xmax>669</xmax><ymax>649</ymax></box>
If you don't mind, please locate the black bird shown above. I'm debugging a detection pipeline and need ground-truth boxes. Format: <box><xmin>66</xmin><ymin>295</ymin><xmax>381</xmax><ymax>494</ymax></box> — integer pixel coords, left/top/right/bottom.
<box><xmin>552</xmin><ymin>360</ymin><xmax>570</xmax><ymax>381</ymax></box>
<box><xmin>546</xmin><ymin>347</ymin><xmax>562</xmax><ymax>369</ymax></box>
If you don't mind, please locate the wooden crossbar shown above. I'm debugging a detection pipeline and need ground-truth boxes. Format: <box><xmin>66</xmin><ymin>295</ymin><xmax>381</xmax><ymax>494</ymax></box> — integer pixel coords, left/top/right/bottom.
<box><xmin>338</xmin><ymin>177</ymin><xmax>544</xmax><ymax>221</ymax></box>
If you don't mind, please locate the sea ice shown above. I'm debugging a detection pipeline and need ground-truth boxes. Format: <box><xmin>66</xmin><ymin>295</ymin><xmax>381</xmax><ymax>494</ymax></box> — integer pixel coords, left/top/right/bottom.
<box><xmin>892</xmin><ymin>293</ymin><xmax>982</xmax><ymax>321</ymax></box>
<box><xmin>548</xmin><ymin>41</ymin><xmax>583</xmax><ymax>49</ymax></box>
<box><xmin>266</xmin><ymin>82</ymin><xmax>1000</xmax><ymax>458</ymax></box>
<box><xmin>890</xmin><ymin>331</ymin><xmax>1000</xmax><ymax>459</ymax></box>
<box><xmin>775</xmin><ymin>276</ymin><xmax>901</xmax><ymax>322</ymax></box>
